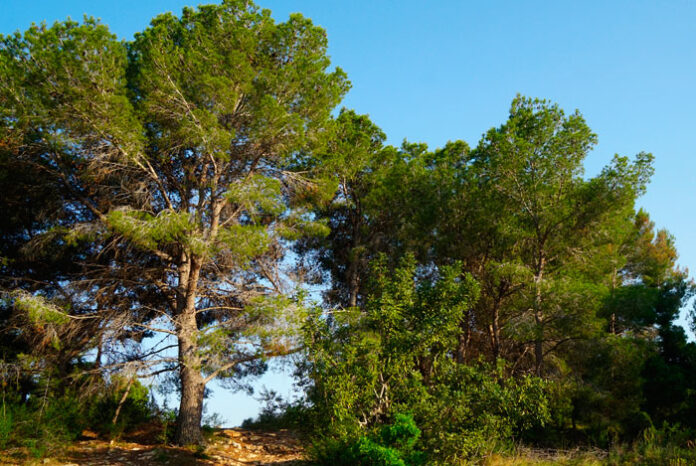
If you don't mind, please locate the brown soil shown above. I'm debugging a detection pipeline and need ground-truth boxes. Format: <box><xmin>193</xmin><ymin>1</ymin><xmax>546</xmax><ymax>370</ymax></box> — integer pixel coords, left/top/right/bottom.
<box><xmin>1</xmin><ymin>426</ymin><xmax>306</xmax><ymax>465</ymax></box>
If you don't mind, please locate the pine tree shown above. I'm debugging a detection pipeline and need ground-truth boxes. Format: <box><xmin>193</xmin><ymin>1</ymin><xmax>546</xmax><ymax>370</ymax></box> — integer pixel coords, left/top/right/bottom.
<box><xmin>0</xmin><ymin>1</ymin><xmax>347</xmax><ymax>444</ymax></box>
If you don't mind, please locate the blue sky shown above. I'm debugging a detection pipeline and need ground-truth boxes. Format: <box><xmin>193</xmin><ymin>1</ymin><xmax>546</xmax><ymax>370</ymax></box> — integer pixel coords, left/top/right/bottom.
<box><xmin>3</xmin><ymin>0</ymin><xmax>695</xmax><ymax>425</ymax></box>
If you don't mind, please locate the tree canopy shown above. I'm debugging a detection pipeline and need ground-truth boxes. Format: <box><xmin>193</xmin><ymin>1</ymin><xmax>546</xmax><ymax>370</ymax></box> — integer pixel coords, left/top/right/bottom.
<box><xmin>1</xmin><ymin>0</ymin><xmax>347</xmax><ymax>445</ymax></box>
<box><xmin>1</xmin><ymin>1</ymin><xmax>694</xmax><ymax>462</ymax></box>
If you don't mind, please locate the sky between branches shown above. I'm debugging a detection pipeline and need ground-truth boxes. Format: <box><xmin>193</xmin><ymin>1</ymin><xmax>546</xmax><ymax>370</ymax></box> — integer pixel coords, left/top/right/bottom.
<box><xmin>2</xmin><ymin>0</ymin><xmax>695</xmax><ymax>426</ymax></box>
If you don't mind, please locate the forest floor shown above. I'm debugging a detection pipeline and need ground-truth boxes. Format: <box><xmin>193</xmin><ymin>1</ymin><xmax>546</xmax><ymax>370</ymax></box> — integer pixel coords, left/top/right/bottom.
<box><xmin>0</xmin><ymin>425</ymin><xmax>648</xmax><ymax>465</ymax></box>
<box><xmin>0</xmin><ymin>425</ymin><xmax>306</xmax><ymax>465</ymax></box>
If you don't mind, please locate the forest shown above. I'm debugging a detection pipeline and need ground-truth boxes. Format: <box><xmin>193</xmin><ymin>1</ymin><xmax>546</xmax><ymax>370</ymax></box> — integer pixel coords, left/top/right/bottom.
<box><xmin>0</xmin><ymin>1</ymin><xmax>695</xmax><ymax>464</ymax></box>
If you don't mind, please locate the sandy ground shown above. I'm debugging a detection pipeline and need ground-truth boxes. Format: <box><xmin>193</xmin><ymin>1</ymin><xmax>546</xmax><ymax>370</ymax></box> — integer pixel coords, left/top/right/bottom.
<box><xmin>1</xmin><ymin>427</ymin><xmax>306</xmax><ymax>465</ymax></box>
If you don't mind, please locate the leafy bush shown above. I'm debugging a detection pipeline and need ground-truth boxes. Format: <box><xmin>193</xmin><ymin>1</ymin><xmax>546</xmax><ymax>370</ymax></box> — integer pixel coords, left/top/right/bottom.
<box><xmin>241</xmin><ymin>388</ymin><xmax>310</xmax><ymax>431</ymax></box>
<box><xmin>299</xmin><ymin>256</ymin><xmax>551</xmax><ymax>463</ymax></box>
<box><xmin>0</xmin><ymin>391</ymin><xmax>86</xmax><ymax>457</ymax></box>
<box><xmin>605</xmin><ymin>423</ymin><xmax>696</xmax><ymax>465</ymax></box>
<box><xmin>411</xmin><ymin>361</ymin><xmax>550</xmax><ymax>461</ymax></box>
<box><xmin>310</xmin><ymin>413</ymin><xmax>426</xmax><ymax>466</ymax></box>
<box><xmin>87</xmin><ymin>376</ymin><xmax>153</xmax><ymax>436</ymax></box>
<box><xmin>0</xmin><ymin>373</ymin><xmax>158</xmax><ymax>459</ymax></box>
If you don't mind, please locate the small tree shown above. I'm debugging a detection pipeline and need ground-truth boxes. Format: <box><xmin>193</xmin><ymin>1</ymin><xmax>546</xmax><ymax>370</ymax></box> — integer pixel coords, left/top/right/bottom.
<box><xmin>1</xmin><ymin>0</ymin><xmax>347</xmax><ymax>444</ymax></box>
<box><xmin>466</xmin><ymin>96</ymin><xmax>653</xmax><ymax>373</ymax></box>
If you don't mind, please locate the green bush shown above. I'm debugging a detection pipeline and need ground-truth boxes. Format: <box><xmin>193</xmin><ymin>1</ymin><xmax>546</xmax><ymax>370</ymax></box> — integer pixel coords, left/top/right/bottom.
<box><xmin>605</xmin><ymin>423</ymin><xmax>696</xmax><ymax>465</ymax></box>
<box><xmin>0</xmin><ymin>373</ymin><xmax>158</xmax><ymax>459</ymax></box>
<box><xmin>87</xmin><ymin>377</ymin><xmax>153</xmax><ymax>436</ymax></box>
<box><xmin>241</xmin><ymin>389</ymin><xmax>310</xmax><ymax>431</ymax></box>
<box><xmin>408</xmin><ymin>361</ymin><xmax>550</xmax><ymax>461</ymax></box>
<box><xmin>299</xmin><ymin>257</ymin><xmax>551</xmax><ymax>463</ymax></box>
<box><xmin>310</xmin><ymin>413</ymin><xmax>426</xmax><ymax>466</ymax></box>
<box><xmin>0</xmin><ymin>406</ymin><xmax>12</xmax><ymax>449</ymax></box>
<box><xmin>157</xmin><ymin>408</ymin><xmax>178</xmax><ymax>444</ymax></box>
<box><xmin>0</xmin><ymin>392</ymin><xmax>85</xmax><ymax>457</ymax></box>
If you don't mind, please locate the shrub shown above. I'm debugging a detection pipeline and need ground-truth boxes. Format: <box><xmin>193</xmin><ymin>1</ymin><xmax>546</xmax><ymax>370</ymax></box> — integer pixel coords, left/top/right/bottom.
<box><xmin>310</xmin><ymin>413</ymin><xmax>426</xmax><ymax>466</ymax></box>
<box><xmin>87</xmin><ymin>377</ymin><xmax>153</xmax><ymax>436</ymax></box>
<box><xmin>0</xmin><ymin>373</ymin><xmax>158</xmax><ymax>459</ymax></box>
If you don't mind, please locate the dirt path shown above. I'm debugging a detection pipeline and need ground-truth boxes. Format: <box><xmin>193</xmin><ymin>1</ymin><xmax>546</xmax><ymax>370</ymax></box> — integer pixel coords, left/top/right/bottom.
<box><xmin>17</xmin><ymin>428</ymin><xmax>306</xmax><ymax>465</ymax></box>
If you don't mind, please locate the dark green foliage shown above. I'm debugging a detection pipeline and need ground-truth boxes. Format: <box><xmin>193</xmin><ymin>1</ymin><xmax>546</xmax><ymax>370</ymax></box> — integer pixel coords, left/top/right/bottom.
<box><xmin>0</xmin><ymin>374</ymin><xmax>157</xmax><ymax>458</ymax></box>
<box><xmin>407</xmin><ymin>361</ymin><xmax>551</xmax><ymax>461</ymax></box>
<box><xmin>241</xmin><ymin>388</ymin><xmax>310</xmax><ymax>431</ymax></box>
<box><xmin>293</xmin><ymin>95</ymin><xmax>695</xmax><ymax>463</ymax></box>
<box><xmin>87</xmin><ymin>378</ymin><xmax>153</xmax><ymax>436</ymax></box>
<box><xmin>310</xmin><ymin>413</ymin><xmax>425</xmax><ymax>466</ymax></box>
<box><xmin>1</xmin><ymin>0</ymin><xmax>695</xmax><ymax>459</ymax></box>
<box><xmin>1</xmin><ymin>0</ymin><xmax>348</xmax><ymax>445</ymax></box>
<box><xmin>297</xmin><ymin>256</ymin><xmax>552</xmax><ymax>462</ymax></box>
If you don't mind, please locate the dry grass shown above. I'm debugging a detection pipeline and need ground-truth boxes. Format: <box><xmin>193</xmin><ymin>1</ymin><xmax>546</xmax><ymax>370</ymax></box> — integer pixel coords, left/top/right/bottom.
<box><xmin>483</xmin><ymin>447</ymin><xmax>608</xmax><ymax>465</ymax></box>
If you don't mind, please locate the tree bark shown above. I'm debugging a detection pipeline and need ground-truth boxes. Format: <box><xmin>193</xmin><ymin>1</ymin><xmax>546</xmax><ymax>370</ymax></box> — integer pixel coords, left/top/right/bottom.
<box><xmin>490</xmin><ymin>322</ymin><xmax>500</xmax><ymax>361</ymax></box>
<box><xmin>112</xmin><ymin>377</ymin><xmax>135</xmax><ymax>425</ymax></box>
<box><xmin>348</xmin><ymin>262</ymin><xmax>360</xmax><ymax>308</ymax></box>
<box><xmin>456</xmin><ymin>312</ymin><xmax>471</xmax><ymax>364</ymax></box>
<box><xmin>347</xmin><ymin>203</ymin><xmax>361</xmax><ymax>308</ymax></box>
<box><xmin>174</xmin><ymin>260</ymin><xmax>205</xmax><ymax>446</ymax></box>
<box><xmin>489</xmin><ymin>297</ymin><xmax>501</xmax><ymax>361</ymax></box>
<box><xmin>534</xmin><ymin>255</ymin><xmax>545</xmax><ymax>375</ymax></box>
<box><xmin>175</xmin><ymin>360</ymin><xmax>205</xmax><ymax>445</ymax></box>
<box><xmin>174</xmin><ymin>312</ymin><xmax>205</xmax><ymax>445</ymax></box>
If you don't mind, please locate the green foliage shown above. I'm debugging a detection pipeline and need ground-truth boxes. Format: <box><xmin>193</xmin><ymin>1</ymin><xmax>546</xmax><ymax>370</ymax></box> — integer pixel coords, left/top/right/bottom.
<box><xmin>299</xmin><ymin>256</ymin><xmax>552</xmax><ymax>463</ymax></box>
<box><xmin>1</xmin><ymin>0</ymin><xmax>351</xmax><ymax>446</ymax></box>
<box><xmin>225</xmin><ymin>174</ymin><xmax>284</xmax><ymax>218</ymax></box>
<box><xmin>0</xmin><ymin>372</ymin><xmax>158</xmax><ymax>459</ymax></box>
<box><xmin>216</xmin><ymin>224</ymin><xmax>271</xmax><ymax>265</ymax></box>
<box><xmin>9</xmin><ymin>291</ymin><xmax>70</xmax><ymax>327</ymax></box>
<box><xmin>240</xmin><ymin>388</ymin><xmax>310</xmax><ymax>431</ymax></box>
<box><xmin>157</xmin><ymin>409</ymin><xmax>178</xmax><ymax>445</ymax></box>
<box><xmin>0</xmin><ymin>393</ymin><xmax>84</xmax><ymax>457</ymax></box>
<box><xmin>0</xmin><ymin>406</ymin><xmax>12</xmax><ymax>449</ymax></box>
<box><xmin>606</xmin><ymin>424</ymin><xmax>696</xmax><ymax>465</ymax></box>
<box><xmin>287</xmin><ymin>95</ymin><xmax>696</xmax><ymax>464</ymax></box>
<box><xmin>310</xmin><ymin>413</ymin><xmax>425</xmax><ymax>466</ymax></box>
<box><xmin>1</xmin><ymin>0</ymin><xmax>695</xmax><ymax>456</ymax></box>
<box><xmin>410</xmin><ymin>361</ymin><xmax>551</xmax><ymax>461</ymax></box>
<box><xmin>87</xmin><ymin>377</ymin><xmax>153</xmax><ymax>436</ymax></box>
<box><xmin>107</xmin><ymin>208</ymin><xmax>205</xmax><ymax>255</ymax></box>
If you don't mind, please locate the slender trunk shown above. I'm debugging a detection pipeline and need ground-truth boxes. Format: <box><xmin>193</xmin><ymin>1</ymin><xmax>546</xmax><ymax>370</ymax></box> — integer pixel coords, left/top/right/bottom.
<box><xmin>534</xmin><ymin>334</ymin><xmax>543</xmax><ymax>375</ymax></box>
<box><xmin>610</xmin><ymin>266</ymin><xmax>617</xmax><ymax>334</ymax></box>
<box><xmin>348</xmin><ymin>208</ymin><xmax>361</xmax><ymax>308</ymax></box>
<box><xmin>534</xmin><ymin>255</ymin><xmax>545</xmax><ymax>375</ymax></box>
<box><xmin>112</xmin><ymin>377</ymin><xmax>135</xmax><ymax>425</ymax></box>
<box><xmin>94</xmin><ymin>334</ymin><xmax>102</xmax><ymax>369</ymax></box>
<box><xmin>490</xmin><ymin>300</ymin><xmax>501</xmax><ymax>361</ymax></box>
<box><xmin>348</xmin><ymin>259</ymin><xmax>359</xmax><ymax>308</ymax></box>
<box><xmin>456</xmin><ymin>312</ymin><xmax>471</xmax><ymax>363</ymax></box>
<box><xmin>174</xmin><ymin>260</ymin><xmax>205</xmax><ymax>446</ymax></box>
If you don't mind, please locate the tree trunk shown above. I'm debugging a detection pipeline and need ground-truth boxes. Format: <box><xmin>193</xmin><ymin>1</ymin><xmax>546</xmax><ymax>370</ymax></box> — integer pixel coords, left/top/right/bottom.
<box><xmin>175</xmin><ymin>361</ymin><xmax>205</xmax><ymax>445</ymax></box>
<box><xmin>490</xmin><ymin>299</ymin><xmax>501</xmax><ymax>361</ymax></box>
<box><xmin>534</xmin><ymin>255</ymin><xmax>546</xmax><ymax>375</ymax></box>
<box><xmin>175</xmin><ymin>318</ymin><xmax>205</xmax><ymax>445</ymax></box>
<box><xmin>456</xmin><ymin>312</ymin><xmax>471</xmax><ymax>364</ymax></box>
<box><xmin>534</xmin><ymin>332</ymin><xmax>544</xmax><ymax>375</ymax></box>
<box><xmin>347</xmin><ymin>193</ymin><xmax>362</xmax><ymax>307</ymax></box>
<box><xmin>348</xmin><ymin>259</ymin><xmax>360</xmax><ymax>308</ymax></box>
<box><xmin>112</xmin><ymin>377</ymin><xmax>135</xmax><ymax>425</ymax></box>
<box><xmin>174</xmin><ymin>261</ymin><xmax>205</xmax><ymax>446</ymax></box>
<box><xmin>347</xmin><ymin>208</ymin><xmax>361</xmax><ymax>308</ymax></box>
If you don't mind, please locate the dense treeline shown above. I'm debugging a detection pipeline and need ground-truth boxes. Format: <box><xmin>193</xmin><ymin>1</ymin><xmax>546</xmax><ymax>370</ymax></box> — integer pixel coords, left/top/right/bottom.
<box><xmin>0</xmin><ymin>1</ymin><xmax>694</xmax><ymax>464</ymax></box>
<box><xmin>286</xmin><ymin>100</ymin><xmax>696</xmax><ymax>464</ymax></box>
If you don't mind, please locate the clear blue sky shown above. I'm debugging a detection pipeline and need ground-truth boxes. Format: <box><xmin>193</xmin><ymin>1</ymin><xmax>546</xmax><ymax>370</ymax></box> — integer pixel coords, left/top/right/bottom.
<box><xmin>3</xmin><ymin>0</ymin><xmax>695</xmax><ymax>426</ymax></box>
